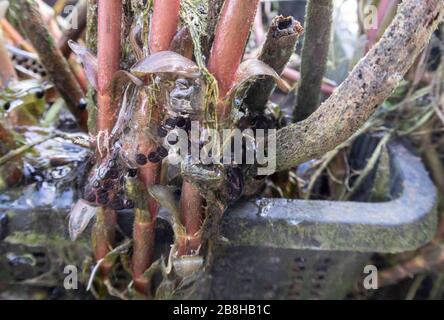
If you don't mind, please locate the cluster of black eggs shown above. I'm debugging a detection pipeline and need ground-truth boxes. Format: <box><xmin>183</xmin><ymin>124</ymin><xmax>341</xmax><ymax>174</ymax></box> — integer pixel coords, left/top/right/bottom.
<box><xmin>134</xmin><ymin>115</ymin><xmax>192</xmax><ymax>166</ymax></box>
<box><xmin>219</xmin><ymin>112</ymin><xmax>282</xmax><ymax>203</ymax></box>
<box><xmin>85</xmin><ymin>156</ymin><xmax>135</xmax><ymax>210</ymax></box>
<box><xmin>237</xmin><ymin>113</ymin><xmax>278</xmax><ymax>131</ymax></box>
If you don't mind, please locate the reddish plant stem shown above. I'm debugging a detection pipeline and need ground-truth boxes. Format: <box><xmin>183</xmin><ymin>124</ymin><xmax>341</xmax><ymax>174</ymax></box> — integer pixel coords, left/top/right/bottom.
<box><xmin>36</xmin><ymin>0</ymin><xmax>62</xmax><ymax>40</ymax></box>
<box><xmin>172</xmin><ymin>26</ymin><xmax>205</xmax><ymax>257</ymax></box>
<box><xmin>0</xmin><ymin>28</ymin><xmax>17</xmax><ymax>87</ymax></box>
<box><xmin>93</xmin><ymin>0</ymin><xmax>122</xmax><ymax>278</ymax></box>
<box><xmin>132</xmin><ymin>209</ymin><xmax>156</xmax><ymax>295</ymax></box>
<box><xmin>178</xmin><ymin>181</ymin><xmax>203</xmax><ymax>255</ymax></box>
<box><xmin>1</xmin><ymin>19</ymin><xmax>35</xmax><ymax>52</ymax></box>
<box><xmin>131</xmin><ymin>81</ymin><xmax>162</xmax><ymax>296</ymax></box>
<box><xmin>97</xmin><ymin>0</ymin><xmax>122</xmax><ymax>132</ymax></box>
<box><xmin>208</xmin><ymin>0</ymin><xmax>260</xmax><ymax>120</ymax></box>
<box><xmin>178</xmin><ymin>0</ymin><xmax>260</xmax><ymax>256</ymax></box>
<box><xmin>92</xmin><ymin>207</ymin><xmax>117</xmax><ymax>277</ymax></box>
<box><xmin>131</xmin><ymin>0</ymin><xmax>181</xmax><ymax>294</ymax></box>
<box><xmin>68</xmin><ymin>57</ymin><xmax>89</xmax><ymax>93</ymax></box>
<box><xmin>149</xmin><ymin>0</ymin><xmax>181</xmax><ymax>54</ymax></box>
<box><xmin>282</xmin><ymin>67</ymin><xmax>336</xmax><ymax>95</ymax></box>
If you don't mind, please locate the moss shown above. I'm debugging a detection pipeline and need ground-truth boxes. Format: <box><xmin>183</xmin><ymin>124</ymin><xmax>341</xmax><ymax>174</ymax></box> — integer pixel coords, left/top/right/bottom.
<box><xmin>4</xmin><ymin>231</ymin><xmax>88</xmax><ymax>247</ymax></box>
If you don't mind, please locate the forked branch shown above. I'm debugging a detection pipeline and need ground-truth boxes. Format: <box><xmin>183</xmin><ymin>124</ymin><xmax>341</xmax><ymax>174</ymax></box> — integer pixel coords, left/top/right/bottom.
<box><xmin>275</xmin><ymin>0</ymin><xmax>444</xmax><ymax>171</ymax></box>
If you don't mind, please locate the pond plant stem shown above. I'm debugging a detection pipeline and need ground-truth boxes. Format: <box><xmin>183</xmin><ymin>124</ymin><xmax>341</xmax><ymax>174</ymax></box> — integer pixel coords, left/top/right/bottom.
<box><xmin>92</xmin><ymin>0</ymin><xmax>122</xmax><ymax>280</ymax></box>
<box><xmin>294</xmin><ymin>0</ymin><xmax>333</xmax><ymax>122</ymax></box>
<box><xmin>12</xmin><ymin>0</ymin><xmax>88</xmax><ymax>131</ymax></box>
<box><xmin>0</xmin><ymin>19</ymin><xmax>34</xmax><ymax>52</ymax></box>
<box><xmin>245</xmin><ymin>15</ymin><xmax>303</xmax><ymax>113</ymax></box>
<box><xmin>131</xmin><ymin>0</ymin><xmax>181</xmax><ymax>295</ymax></box>
<box><xmin>208</xmin><ymin>0</ymin><xmax>260</xmax><ymax>122</ymax></box>
<box><xmin>172</xmin><ymin>18</ymin><xmax>204</xmax><ymax>257</ymax></box>
<box><xmin>0</xmin><ymin>27</ymin><xmax>17</xmax><ymax>87</ymax></box>
<box><xmin>176</xmin><ymin>0</ymin><xmax>260</xmax><ymax>257</ymax></box>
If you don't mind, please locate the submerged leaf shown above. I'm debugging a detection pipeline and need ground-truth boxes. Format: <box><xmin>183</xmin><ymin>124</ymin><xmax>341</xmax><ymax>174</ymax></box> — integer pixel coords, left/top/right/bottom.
<box><xmin>68</xmin><ymin>40</ymin><xmax>98</xmax><ymax>91</ymax></box>
<box><xmin>232</xmin><ymin>59</ymin><xmax>291</xmax><ymax>95</ymax></box>
<box><xmin>130</xmin><ymin>51</ymin><xmax>200</xmax><ymax>79</ymax></box>
<box><xmin>68</xmin><ymin>199</ymin><xmax>98</xmax><ymax>241</ymax></box>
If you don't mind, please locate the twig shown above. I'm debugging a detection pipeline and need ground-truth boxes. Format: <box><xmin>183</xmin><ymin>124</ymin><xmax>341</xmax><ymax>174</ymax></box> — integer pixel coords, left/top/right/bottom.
<box><xmin>342</xmin><ymin>131</ymin><xmax>392</xmax><ymax>201</ymax></box>
<box><xmin>0</xmin><ymin>134</ymin><xmax>55</xmax><ymax>166</ymax></box>
<box><xmin>405</xmin><ymin>273</ymin><xmax>426</xmax><ymax>300</ymax></box>
<box><xmin>176</xmin><ymin>24</ymin><xmax>204</xmax><ymax>257</ymax></box>
<box><xmin>294</xmin><ymin>0</ymin><xmax>333</xmax><ymax>122</ymax></box>
<box><xmin>420</xmin><ymin>122</ymin><xmax>444</xmax><ymax>195</ymax></box>
<box><xmin>244</xmin><ymin>15</ymin><xmax>303</xmax><ymax>113</ymax></box>
<box><xmin>275</xmin><ymin>0</ymin><xmax>444</xmax><ymax>172</ymax></box>
<box><xmin>379</xmin><ymin>242</ymin><xmax>444</xmax><ymax>287</ymax></box>
<box><xmin>11</xmin><ymin>0</ymin><xmax>88</xmax><ymax>131</ymax></box>
<box><xmin>252</xmin><ymin>3</ymin><xmax>264</xmax><ymax>46</ymax></box>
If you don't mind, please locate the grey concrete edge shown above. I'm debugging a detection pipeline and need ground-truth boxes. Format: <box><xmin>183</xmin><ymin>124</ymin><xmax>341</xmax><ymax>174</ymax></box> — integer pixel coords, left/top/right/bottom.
<box><xmin>220</xmin><ymin>142</ymin><xmax>438</xmax><ymax>253</ymax></box>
